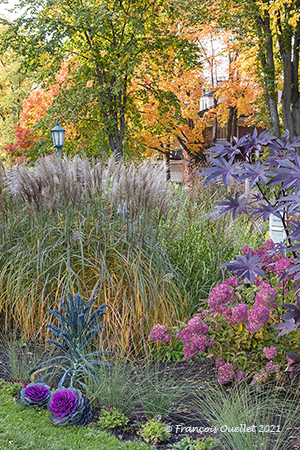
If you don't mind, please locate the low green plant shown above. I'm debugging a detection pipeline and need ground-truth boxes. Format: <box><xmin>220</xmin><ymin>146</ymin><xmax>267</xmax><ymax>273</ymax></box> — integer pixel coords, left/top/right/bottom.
<box><xmin>97</xmin><ymin>404</ymin><xmax>128</xmax><ymax>429</ymax></box>
<box><xmin>138</xmin><ymin>417</ymin><xmax>171</xmax><ymax>444</ymax></box>
<box><xmin>30</xmin><ymin>292</ymin><xmax>112</xmax><ymax>389</ymax></box>
<box><xmin>172</xmin><ymin>436</ymin><xmax>219</xmax><ymax>450</ymax></box>
<box><xmin>0</xmin><ymin>379</ymin><xmax>23</xmax><ymax>399</ymax></box>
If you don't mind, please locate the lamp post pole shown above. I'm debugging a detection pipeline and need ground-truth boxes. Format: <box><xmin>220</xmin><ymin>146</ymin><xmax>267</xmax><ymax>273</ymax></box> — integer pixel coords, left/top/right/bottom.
<box><xmin>50</xmin><ymin>120</ymin><xmax>65</xmax><ymax>157</ymax></box>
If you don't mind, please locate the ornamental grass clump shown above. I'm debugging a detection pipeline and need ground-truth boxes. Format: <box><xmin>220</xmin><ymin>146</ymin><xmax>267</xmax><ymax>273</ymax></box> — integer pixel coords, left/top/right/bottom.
<box><xmin>48</xmin><ymin>387</ymin><xmax>92</xmax><ymax>425</ymax></box>
<box><xmin>17</xmin><ymin>380</ymin><xmax>51</xmax><ymax>408</ymax></box>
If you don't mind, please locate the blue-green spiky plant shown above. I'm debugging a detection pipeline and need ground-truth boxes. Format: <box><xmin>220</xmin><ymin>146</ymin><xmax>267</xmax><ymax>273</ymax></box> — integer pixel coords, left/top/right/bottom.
<box><xmin>30</xmin><ymin>293</ymin><xmax>112</xmax><ymax>389</ymax></box>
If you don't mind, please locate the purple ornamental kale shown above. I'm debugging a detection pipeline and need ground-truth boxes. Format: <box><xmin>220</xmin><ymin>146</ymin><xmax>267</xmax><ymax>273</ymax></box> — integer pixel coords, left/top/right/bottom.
<box><xmin>219</xmin><ymin>252</ymin><xmax>265</xmax><ymax>283</ymax></box>
<box><xmin>17</xmin><ymin>381</ymin><xmax>51</xmax><ymax>408</ymax></box>
<box><xmin>49</xmin><ymin>389</ymin><xmax>78</xmax><ymax>419</ymax></box>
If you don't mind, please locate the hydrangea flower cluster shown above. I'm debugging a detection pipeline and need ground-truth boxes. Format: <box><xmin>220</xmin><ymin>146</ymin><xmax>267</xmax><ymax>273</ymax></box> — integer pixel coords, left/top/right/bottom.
<box><xmin>148</xmin><ymin>324</ymin><xmax>171</xmax><ymax>343</ymax></box>
<box><xmin>274</xmin><ymin>258</ymin><xmax>293</xmax><ymax>278</ymax></box>
<box><xmin>254</xmin><ymin>283</ymin><xmax>278</xmax><ymax>309</ymax></box>
<box><xmin>235</xmin><ymin>371</ymin><xmax>246</xmax><ymax>382</ymax></box>
<box><xmin>263</xmin><ymin>346</ymin><xmax>277</xmax><ymax>360</ymax></box>
<box><xmin>232</xmin><ymin>303</ymin><xmax>248</xmax><ymax>323</ymax></box>
<box><xmin>265</xmin><ymin>361</ymin><xmax>280</xmax><ymax>373</ymax></box>
<box><xmin>207</xmin><ymin>283</ymin><xmax>234</xmax><ymax>313</ymax></box>
<box><xmin>177</xmin><ymin>315</ymin><xmax>210</xmax><ymax>360</ymax></box>
<box><xmin>217</xmin><ymin>363</ymin><xmax>234</xmax><ymax>385</ymax></box>
<box><xmin>247</xmin><ymin>306</ymin><xmax>270</xmax><ymax>334</ymax></box>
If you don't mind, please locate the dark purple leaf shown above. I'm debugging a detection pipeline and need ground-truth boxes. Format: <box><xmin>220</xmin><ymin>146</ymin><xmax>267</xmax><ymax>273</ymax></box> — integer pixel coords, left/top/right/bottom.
<box><xmin>241</xmin><ymin>128</ymin><xmax>275</xmax><ymax>154</ymax></box>
<box><xmin>219</xmin><ymin>252</ymin><xmax>265</xmax><ymax>282</ymax></box>
<box><xmin>286</xmin><ymin>352</ymin><xmax>300</xmax><ymax>363</ymax></box>
<box><xmin>236</xmin><ymin>160</ymin><xmax>271</xmax><ymax>188</ymax></box>
<box><xmin>207</xmin><ymin>193</ymin><xmax>249</xmax><ymax>220</ymax></box>
<box><xmin>274</xmin><ymin>319</ymin><xmax>296</xmax><ymax>336</ymax></box>
<box><xmin>200</xmin><ymin>156</ymin><xmax>239</xmax><ymax>187</ymax></box>
<box><xmin>250</xmin><ymin>203</ymin><xmax>283</xmax><ymax>221</ymax></box>
<box><xmin>269</xmin><ymin>153</ymin><xmax>300</xmax><ymax>189</ymax></box>
<box><xmin>287</xmin><ymin>257</ymin><xmax>300</xmax><ymax>280</ymax></box>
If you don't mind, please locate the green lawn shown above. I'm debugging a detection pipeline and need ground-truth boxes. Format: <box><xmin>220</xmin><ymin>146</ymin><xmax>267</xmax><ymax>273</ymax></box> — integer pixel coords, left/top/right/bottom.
<box><xmin>0</xmin><ymin>392</ymin><xmax>153</xmax><ymax>450</ymax></box>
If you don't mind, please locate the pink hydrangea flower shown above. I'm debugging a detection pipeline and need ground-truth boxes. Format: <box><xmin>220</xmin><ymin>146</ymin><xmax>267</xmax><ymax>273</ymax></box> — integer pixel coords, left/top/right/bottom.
<box><xmin>148</xmin><ymin>324</ymin><xmax>171</xmax><ymax>343</ymax></box>
<box><xmin>182</xmin><ymin>336</ymin><xmax>208</xmax><ymax>360</ymax></box>
<box><xmin>235</xmin><ymin>371</ymin><xmax>246</xmax><ymax>382</ymax></box>
<box><xmin>215</xmin><ymin>357</ymin><xmax>225</xmax><ymax>368</ymax></box>
<box><xmin>223</xmin><ymin>277</ymin><xmax>239</xmax><ymax>288</ymax></box>
<box><xmin>241</xmin><ymin>246</ymin><xmax>255</xmax><ymax>257</ymax></box>
<box><xmin>263</xmin><ymin>346</ymin><xmax>277</xmax><ymax>360</ymax></box>
<box><xmin>254</xmin><ymin>283</ymin><xmax>277</xmax><ymax>309</ymax></box>
<box><xmin>273</xmin><ymin>258</ymin><xmax>292</xmax><ymax>277</ymax></box>
<box><xmin>232</xmin><ymin>303</ymin><xmax>248</xmax><ymax>323</ymax></box>
<box><xmin>187</xmin><ymin>316</ymin><xmax>208</xmax><ymax>335</ymax></box>
<box><xmin>247</xmin><ymin>306</ymin><xmax>270</xmax><ymax>333</ymax></box>
<box><xmin>207</xmin><ymin>283</ymin><xmax>233</xmax><ymax>312</ymax></box>
<box><xmin>265</xmin><ymin>361</ymin><xmax>280</xmax><ymax>373</ymax></box>
<box><xmin>217</xmin><ymin>363</ymin><xmax>234</xmax><ymax>385</ymax></box>
<box><xmin>221</xmin><ymin>306</ymin><xmax>235</xmax><ymax>325</ymax></box>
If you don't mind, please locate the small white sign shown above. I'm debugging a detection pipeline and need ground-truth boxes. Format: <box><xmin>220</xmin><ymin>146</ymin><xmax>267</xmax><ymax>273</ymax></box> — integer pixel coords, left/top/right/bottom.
<box><xmin>269</xmin><ymin>214</ymin><xmax>286</xmax><ymax>243</ymax></box>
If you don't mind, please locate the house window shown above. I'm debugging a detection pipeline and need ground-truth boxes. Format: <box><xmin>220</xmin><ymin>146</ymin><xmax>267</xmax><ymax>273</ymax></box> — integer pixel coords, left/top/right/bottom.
<box><xmin>216</xmin><ymin>123</ymin><xmax>227</xmax><ymax>140</ymax></box>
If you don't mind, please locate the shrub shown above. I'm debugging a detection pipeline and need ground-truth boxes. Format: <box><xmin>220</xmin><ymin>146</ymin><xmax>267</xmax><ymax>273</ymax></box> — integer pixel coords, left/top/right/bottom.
<box><xmin>97</xmin><ymin>404</ymin><xmax>128</xmax><ymax>429</ymax></box>
<box><xmin>149</xmin><ymin>240</ymin><xmax>300</xmax><ymax>381</ymax></box>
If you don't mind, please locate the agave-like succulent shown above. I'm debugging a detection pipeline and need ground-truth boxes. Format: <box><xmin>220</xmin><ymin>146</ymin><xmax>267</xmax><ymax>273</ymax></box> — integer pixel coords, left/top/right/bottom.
<box><xmin>17</xmin><ymin>380</ymin><xmax>51</xmax><ymax>408</ymax></box>
<box><xmin>48</xmin><ymin>387</ymin><xmax>92</xmax><ymax>425</ymax></box>
<box><xmin>30</xmin><ymin>292</ymin><xmax>112</xmax><ymax>388</ymax></box>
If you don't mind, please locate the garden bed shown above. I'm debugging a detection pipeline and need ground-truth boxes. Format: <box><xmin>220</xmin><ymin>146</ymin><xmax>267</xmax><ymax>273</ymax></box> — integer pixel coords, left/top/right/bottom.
<box><xmin>1</xmin><ymin>341</ymin><xmax>300</xmax><ymax>450</ymax></box>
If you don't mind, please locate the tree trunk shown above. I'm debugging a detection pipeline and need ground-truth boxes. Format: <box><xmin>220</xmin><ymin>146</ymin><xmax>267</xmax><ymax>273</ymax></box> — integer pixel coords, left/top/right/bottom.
<box><xmin>165</xmin><ymin>143</ymin><xmax>171</xmax><ymax>181</ymax></box>
<box><xmin>279</xmin><ymin>2</ymin><xmax>300</xmax><ymax>138</ymax></box>
<box><xmin>258</xmin><ymin>13</ymin><xmax>281</xmax><ymax>137</ymax></box>
<box><xmin>227</xmin><ymin>106</ymin><xmax>237</xmax><ymax>142</ymax></box>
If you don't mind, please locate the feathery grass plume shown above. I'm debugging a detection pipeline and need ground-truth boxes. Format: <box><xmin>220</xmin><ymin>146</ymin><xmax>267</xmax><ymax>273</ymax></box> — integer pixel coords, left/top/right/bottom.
<box><xmin>0</xmin><ymin>155</ymin><xmax>184</xmax><ymax>353</ymax></box>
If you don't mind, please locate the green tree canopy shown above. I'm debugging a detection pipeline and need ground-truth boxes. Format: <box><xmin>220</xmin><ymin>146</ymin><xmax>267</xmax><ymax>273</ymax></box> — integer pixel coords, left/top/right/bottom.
<box><xmin>0</xmin><ymin>0</ymin><xmax>199</xmax><ymax>160</ymax></box>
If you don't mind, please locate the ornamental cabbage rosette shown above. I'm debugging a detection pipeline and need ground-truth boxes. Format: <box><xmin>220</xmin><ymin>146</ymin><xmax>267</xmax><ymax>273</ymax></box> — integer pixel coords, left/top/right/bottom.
<box><xmin>17</xmin><ymin>380</ymin><xmax>51</xmax><ymax>408</ymax></box>
<box><xmin>48</xmin><ymin>387</ymin><xmax>92</xmax><ymax>425</ymax></box>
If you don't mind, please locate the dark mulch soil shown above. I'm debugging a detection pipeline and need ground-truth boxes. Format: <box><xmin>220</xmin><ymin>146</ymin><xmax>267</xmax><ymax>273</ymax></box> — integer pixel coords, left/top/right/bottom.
<box><xmin>1</xmin><ymin>344</ymin><xmax>300</xmax><ymax>449</ymax></box>
<box><xmin>93</xmin><ymin>358</ymin><xmax>220</xmax><ymax>449</ymax></box>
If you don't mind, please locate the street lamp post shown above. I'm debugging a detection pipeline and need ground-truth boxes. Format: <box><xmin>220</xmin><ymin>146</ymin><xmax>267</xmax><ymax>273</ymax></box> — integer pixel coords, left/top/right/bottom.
<box><xmin>50</xmin><ymin>120</ymin><xmax>65</xmax><ymax>157</ymax></box>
